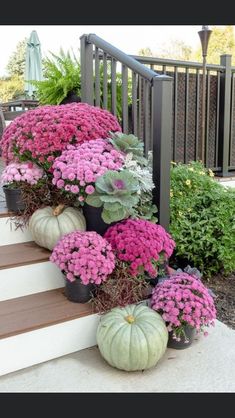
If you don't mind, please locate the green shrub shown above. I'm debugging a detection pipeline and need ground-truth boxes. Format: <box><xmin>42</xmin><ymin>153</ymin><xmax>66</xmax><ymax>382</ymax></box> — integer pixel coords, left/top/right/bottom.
<box><xmin>170</xmin><ymin>161</ymin><xmax>235</xmax><ymax>277</ymax></box>
<box><xmin>0</xmin><ymin>76</ymin><xmax>24</xmax><ymax>102</ymax></box>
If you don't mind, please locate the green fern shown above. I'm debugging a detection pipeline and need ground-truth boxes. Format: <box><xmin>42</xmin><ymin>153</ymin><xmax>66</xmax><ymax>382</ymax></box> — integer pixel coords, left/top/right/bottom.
<box><xmin>31</xmin><ymin>48</ymin><xmax>132</xmax><ymax>121</ymax></box>
<box><xmin>31</xmin><ymin>48</ymin><xmax>81</xmax><ymax>105</ymax></box>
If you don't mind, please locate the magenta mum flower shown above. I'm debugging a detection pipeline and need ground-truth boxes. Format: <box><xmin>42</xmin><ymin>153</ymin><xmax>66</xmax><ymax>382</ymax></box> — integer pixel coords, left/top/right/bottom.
<box><xmin>104</xmin><ymin>218</ymin><xmax>176</xmax><ymax>278</ymax></box>
<box><xmin>0</xmin><ymin>103</ymin><xmax>121</xmax><ymax>169</ymax></box>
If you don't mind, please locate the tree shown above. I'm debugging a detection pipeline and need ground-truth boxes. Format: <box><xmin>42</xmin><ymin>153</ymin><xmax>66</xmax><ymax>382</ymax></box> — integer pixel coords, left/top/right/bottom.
<box><xmin>138</xmin><ymin>47</ymin><xmax>154</xmax><ymax>57</ymax></box>
<box><xmin>0</xmin><ymin>76</ymin><xmax>24</xmax><ymax>102</ymax></box>
<box><xmin>157</xmin><ymin>40</ymin><xmax>193</xmax><ymax>61</ymax></box>
<box><xmin>192</xmin><ymin>26</ymin><xmax>235</xmax><ymax>65</ymax></box>
<box><xmin>6</xmin><ymin>38</ymin><xmax>27</xmax><ymax>77</ymax></box>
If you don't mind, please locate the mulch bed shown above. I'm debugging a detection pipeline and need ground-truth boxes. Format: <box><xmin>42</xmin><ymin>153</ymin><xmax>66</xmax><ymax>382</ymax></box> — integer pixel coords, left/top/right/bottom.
<box><xmin>203</xmin><ymin>273</ymin><xmax>235</xmax><ymax>330</ymax></box>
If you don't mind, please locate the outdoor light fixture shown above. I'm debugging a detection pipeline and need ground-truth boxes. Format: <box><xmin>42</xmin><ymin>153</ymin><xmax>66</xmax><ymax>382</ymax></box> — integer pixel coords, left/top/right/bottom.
<box><xmin>198</xmin><ymin>25</ymin><xmax>212</xmax><ymax>164</ymax></box>
<box><xmin>198</xmin><ymin>26</ymin><xmax>212</xmax><ymax>58</ymax></box>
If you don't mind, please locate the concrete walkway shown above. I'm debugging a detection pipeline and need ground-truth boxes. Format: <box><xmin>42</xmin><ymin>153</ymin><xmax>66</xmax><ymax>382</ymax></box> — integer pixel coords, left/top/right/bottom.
<box><xmin>0</xmin><ymin>320</ymin><xmax>234</xmax><ymax>392</ymax></box>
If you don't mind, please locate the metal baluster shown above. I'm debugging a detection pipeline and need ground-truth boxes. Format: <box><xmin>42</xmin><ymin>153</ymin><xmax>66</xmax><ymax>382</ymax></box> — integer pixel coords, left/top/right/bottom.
<box><xmin>132</xmin><ymin>71</ymin><xmax>138</xmax><ymax>136</ymax></box>
<box><xmin>95</xmin><ymin>47</ymin><xmax>100</xmax><ymax>107</ymax></box>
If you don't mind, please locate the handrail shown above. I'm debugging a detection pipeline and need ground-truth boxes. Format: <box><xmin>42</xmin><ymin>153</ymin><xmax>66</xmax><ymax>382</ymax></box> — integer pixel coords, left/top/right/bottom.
<box><xmin>130</xmin><ymin>55</ymin><xmax>225</xmax><ymax>71</ymax></box>
<box><xmin>83</xmin><ymin>34</ymin><xmax>172</xmax><ymax>84</ymax></box>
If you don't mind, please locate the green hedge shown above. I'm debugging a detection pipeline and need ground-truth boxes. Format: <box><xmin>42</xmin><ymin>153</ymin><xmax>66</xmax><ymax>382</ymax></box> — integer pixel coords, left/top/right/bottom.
<box><xmin>169</xmin><ymin>161</ymin><xmax>235</xmax><ymax>277</ymax></box>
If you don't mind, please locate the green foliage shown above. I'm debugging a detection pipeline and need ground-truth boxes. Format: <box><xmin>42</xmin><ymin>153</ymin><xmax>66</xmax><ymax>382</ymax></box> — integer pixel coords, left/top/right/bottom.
<box><xmin>6</xmin><ymin>38</ymin><xmax>27</xmax><ymax>77</ymax></box>
<box><xmin>31</xmin><ymin>50</ymin><xmax>132</xmax><ymax>121</ymax></box>
<box><xmin>86</xmin><ymin>134</ymin><xmax>157</xmax><ymax>224</ymax></box>
<box><xmin>86</xmin><ymin>170</ymin><xmax>140</xmax><ymax>223</ymax></box>
<box><xmin>138</xmin><ymin>47</ymin><xmax>154</xmax><ymax>57</ymax></box>
<box><xmin>192</xmin><ymin>26</ymin><xmax>235</xmax><ymax>65</ymax></box>
<box><xmin>31</xmin><ymin>49</ymin><xmax>81</xmax><ymax>105</ymax></box>
<box><xmin>100</xmin><ymin>62</ymin><xmax>132</xmax><ymax>122</ymax></box>
<box><xmin>170</xmin><ymin>161</ymin><xmax>235</xmax><ymax>276</ymax></box>
<box><xmin>109</xmin><ymin>132</ymin><xmax>146</xmax><ymax>165</ymax></box>
<box><xmin>0</xmin><ymin>76</ymin><xmax>24</xmax><ymax>102</ymax></box>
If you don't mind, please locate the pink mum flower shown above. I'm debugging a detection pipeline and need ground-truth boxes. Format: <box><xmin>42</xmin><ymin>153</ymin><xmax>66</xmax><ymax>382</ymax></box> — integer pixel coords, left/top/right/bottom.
<box><xmin>50</xmin><ymin>230</ymin><xmax>115</xmax><ymax>285</ymax></box>
<box><xmin>151</xmin><ymin>272</ymin><xmax>217</xmax><ymax>340</ymax></box>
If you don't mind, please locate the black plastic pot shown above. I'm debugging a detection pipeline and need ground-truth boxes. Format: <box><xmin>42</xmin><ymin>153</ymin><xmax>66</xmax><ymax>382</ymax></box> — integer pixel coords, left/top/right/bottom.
<box><xmin>3</xmin><ymin>185</ymin><xmax>25</xmax><ymax>212</ymax></box>
<box><xmin>82</xmin><ymin>203</ymin><xmax>113</xmax><ymax>236</ymax></box>
<box><xmin>65</xmin><ymin>277</ymin><xmax>96</xmax><ymax>303</ymax></box>
<box><xmin>144</xmin><ymin>262</ymin><xmax>169</xmax><ymax>287</ymax></box>
<box><xmin>167</xmin><ymin>325</ymin><xmax>196</xmax><ymax>349</ymax></box>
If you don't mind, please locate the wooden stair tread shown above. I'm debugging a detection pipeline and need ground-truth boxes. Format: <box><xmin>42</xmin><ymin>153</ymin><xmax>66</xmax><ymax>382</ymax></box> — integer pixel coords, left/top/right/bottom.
<box><xmin>0</xmin><ymin>288</ymin><xmax>94</xmax><ymax>339</ymax></box>
<box><xmin>0</xmin><ymin>206</ymin><xmax>10</xmax><ymax>217</ymax></box>
<box><xmin>0</xmin><ymin>241</ymin><xmax>50</xmax><ymax>269</ymax></box>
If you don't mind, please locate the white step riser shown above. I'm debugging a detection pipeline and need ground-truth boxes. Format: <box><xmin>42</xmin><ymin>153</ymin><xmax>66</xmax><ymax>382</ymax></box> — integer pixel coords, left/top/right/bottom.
<box><xmin>0</xmin><ymin>217</ymin><xmax>33</xmax><ymax>246</ymax></box>
<box><xmin>0</xmin><ymin>314</ymin><xmax>100</xmax><ymax>376</ymax></box>
<box><xmin>0</xmin><ymin>262</ymin><xmax>65</xmax><ymax>301</ymax></box>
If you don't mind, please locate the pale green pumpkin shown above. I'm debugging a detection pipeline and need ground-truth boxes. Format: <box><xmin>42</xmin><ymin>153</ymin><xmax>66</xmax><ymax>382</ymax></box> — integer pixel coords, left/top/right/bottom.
<box><xmin>29</xmin><ymin>204</ymin><xmax>86</xmax><ymax>250</ymax></box>
<box><xmin>96</xmin><ymin>303</ymin><xmax>168</xmax><ymax>371</ymax></box>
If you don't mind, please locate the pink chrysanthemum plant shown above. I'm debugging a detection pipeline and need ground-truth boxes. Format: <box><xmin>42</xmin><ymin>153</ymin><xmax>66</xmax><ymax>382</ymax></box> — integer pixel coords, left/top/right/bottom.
<box><xmin>104</xmin><ymin>218</ymin><xmax>176</xmax><ymax>278</ymax></box>
<box><xmin>151</xmin><ymin>272</ymin><xmax>216</xmax><ymax>341</ymax></box>
<box><xmin>51</xmin><ymin>139</ymin><xmax>125</xmax><ymax>203</ymax></box>
<box><xmin>50</xmin><ymin>230</ymin><xmax>115</xmax><ymax>285</ymax></box>
<box><xmin>0</xmin><ymin>103</ymin><xmax>121</xmax><ymax>171</ymax></box>
<box><xmin>0</xmin><ymin>161</ymin><xmax>44</xmax><ymax>189</ymax></box>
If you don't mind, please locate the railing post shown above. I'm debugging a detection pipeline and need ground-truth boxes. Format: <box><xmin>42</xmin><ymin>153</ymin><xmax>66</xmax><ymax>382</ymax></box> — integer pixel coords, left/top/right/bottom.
<box><xmin>218</xmin><ymin>54</ymin><xmax>232</xmax><ymax>176</ymax></box>
<box><xmin>152</xmin><ymin>76</ymin><xmax>173</xmax><ymax>231</ymax></box>
<box><xmin>80</xmin><ymin>34</ymin><xmax>94</xmax><ymax>105</ymax></box>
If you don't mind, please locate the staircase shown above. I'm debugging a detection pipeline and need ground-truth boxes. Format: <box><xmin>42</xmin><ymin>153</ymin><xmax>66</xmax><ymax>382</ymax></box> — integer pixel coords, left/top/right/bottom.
<box><xmin>0</xmin><ymin>200</ymin><xmax>100</xmax><ymax>376</ymax></box>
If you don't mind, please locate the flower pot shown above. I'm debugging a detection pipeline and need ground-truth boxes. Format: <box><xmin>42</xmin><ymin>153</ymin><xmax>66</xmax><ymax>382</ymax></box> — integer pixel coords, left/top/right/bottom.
<box><xmin>3</xmin><ymin>185</ymin><xmax>25</xmax><ymax>212</ymax></box>
<box><xmin>65</xmin><ymin>277</ymin><xmax>96</xmax><ymax>303</ymax></box>
<box><xmin>82</xmin><ymin>203</ymin><xmax>114</xmax><ymax>236</ymax></box>
<box><xmin>144</xmin><ymin>262</ymin><xmax>171</xmax><ymax>287</ymax></box>
<box><xmin>167</xmin><ymin>325</ymin><xmax>196</xmax><ymax>349</ymax></box>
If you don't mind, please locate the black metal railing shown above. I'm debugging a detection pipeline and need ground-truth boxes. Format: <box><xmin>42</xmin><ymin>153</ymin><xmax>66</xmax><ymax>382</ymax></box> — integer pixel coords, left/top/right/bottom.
<box><xmin>131</xmin><ymin>54</ymin><xmax>235</xmax><ymax>176</ymax></box>
<box><xmin>80</xmin><ymin>34</ymin><xmax>173</xmax><ymax>230</ymax></box>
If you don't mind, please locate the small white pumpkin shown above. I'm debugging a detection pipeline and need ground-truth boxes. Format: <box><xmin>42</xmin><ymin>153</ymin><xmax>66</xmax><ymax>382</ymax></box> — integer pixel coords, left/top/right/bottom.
<box><xmin>29</xmin><ymin>204</ymin><xmax>86</xmax><ymax>250</ymax></box>
<box><xmin>96</xmin><ymin>303</ymin><xmax>168</xmax><ymax>371</ymax></box>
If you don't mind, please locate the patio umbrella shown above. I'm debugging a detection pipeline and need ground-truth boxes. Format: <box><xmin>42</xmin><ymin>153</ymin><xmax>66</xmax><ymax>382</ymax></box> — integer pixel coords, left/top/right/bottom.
<box><xmin>24</xmin><ymin>30</ymin><xmax>42</xmax><ymax>98</ymax></box>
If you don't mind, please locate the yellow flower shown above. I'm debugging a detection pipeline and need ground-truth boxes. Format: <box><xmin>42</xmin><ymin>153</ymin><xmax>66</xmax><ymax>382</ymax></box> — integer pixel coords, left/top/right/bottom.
<box><xmin>208</xmin><ymin>169</ymin><xmax>214</xmax><ymax>177</ymax></box>
<box><xmin>171</xmin><ymin>161</ymin><xmax>177</xmax><ymax>165</ymax></box>
<box><xmin>185</xmin><ymin>179</ymin><xmax>191</xmax><ymax>186</ymax></box>
<box><xmin>179</xmin><ymin>191</ymin><xmax>183</xmax><ymax>195</ymax></box>
<box><xmin>199</xmin><ymin>171</ymin><xmax>205</xmax><ymax>176</ymax></box>
<box><xmin>188</xmin><ymin>167</ymin><xmax>194</xmax><ymax>172</ymax></box>
<box><xmin>178</xmin><ymin>211</ymin><xmax>182</xmax><ymax>216</ymax></box>
<box><xmin>170</xmin><ymin>189</ymin><xmax>174</xmax><ymax>198</ymax></box>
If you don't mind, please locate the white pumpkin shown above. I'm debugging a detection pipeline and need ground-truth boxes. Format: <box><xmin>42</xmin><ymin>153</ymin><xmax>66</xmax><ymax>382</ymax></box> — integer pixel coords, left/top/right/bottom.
<box><xmin>29</xmin><ymin>204</ymin><xmax>86</xmax><ymax>250</ymax></box>
<box><xmin>97</xmin><ymin>304</ymin><xmax>168</xmax><ymax>371</ymax></box>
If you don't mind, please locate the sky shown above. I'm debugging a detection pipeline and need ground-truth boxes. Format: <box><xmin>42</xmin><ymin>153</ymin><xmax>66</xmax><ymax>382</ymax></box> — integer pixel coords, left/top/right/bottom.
<box><xmin>0</xmin><ymin>25</ymin><xmax>225</xmax><ymax>77</ymax></box>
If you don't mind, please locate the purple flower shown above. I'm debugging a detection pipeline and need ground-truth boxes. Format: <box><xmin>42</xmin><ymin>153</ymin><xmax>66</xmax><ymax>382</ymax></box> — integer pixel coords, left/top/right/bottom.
<box><xmin>150</xmin><ymin>272</ymin><xmax>216</xmax><ymax>340</ymax></box>
<box><xmin>85</xmin><ymin>185</ymin><xmax>95</xmax><ymax>195</ymax></box>
<box><xmin>50</xmin><ymin>230</ymin><xmax>115</xmax><ymax>285</ymax></box>
<box><xmin>112</xmin><ymin>179</ymin><xmax>126</xmax><ymax>190</ymax></box>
